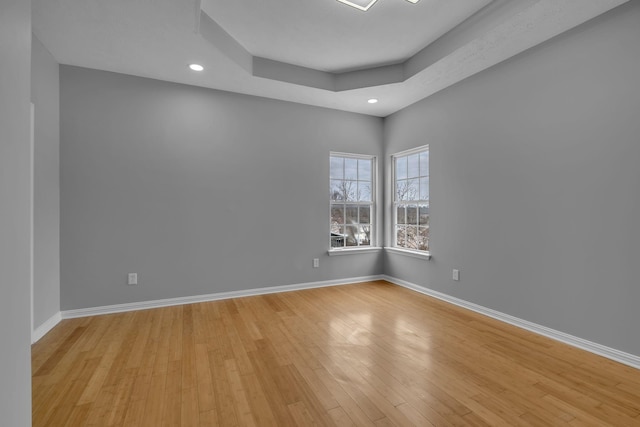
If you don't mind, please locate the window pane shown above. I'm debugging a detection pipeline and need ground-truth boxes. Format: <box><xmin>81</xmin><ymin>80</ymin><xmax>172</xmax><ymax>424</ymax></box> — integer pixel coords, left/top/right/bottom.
<box><xmin>360</xmin><ymin>225</ymin><xmax>371</xmax><ymax>246</ymax></box>
<box><xmin>358</xmin><ymin>159</ymin><xmax>371</xmax><ymax>181</ymax></box>
<box><xmin>344</xmin><ymin>181</ymin><xmax>357</xmax><ymax>201</ymax></box>
<box><xmin>358</xmin><ymin>182</ymin><xmax>371</xmax><ymax>202</ymax></box>
<box><xmin>331</xmin><ymin>206</ymin><xmax>344</xmax><ymax>226</ymax></box>
<box><xmin>406</xmin><ymin>205</ymin><xmax>418</xmax><ymax>225</ymax></box>
<box><xmin>331</xmin><ymin>226</ymin><xmax>346</xmax><ymax>248</ymax></box>
<box><xmin>408</xmin><ymin>154</ymin><xmax>420</xmax><ymax>178</ymax></box>
<box><xmin>419</xmin><ymin>151</ymin><xmax>429</xmax><ymax>176</ymax></box>
<box><xmin>330</xmin><ymin>180</ymin><xmax>345</xmax><ymax>200</ymax></box>
<box><xmin>345</xmin><ymin>205</ymin><xmax>358</xmax><ymax>224</ymax></box>
<box><xmin>396</xmin><ymin>205</ymin><xmax>406</xmax><ymax>225</ymax></box>
<box><xmin>359</xmin><ymin>206</ymin><xmax>370</xmax><ymax>224</ymax></box>
<box><xmin>396</xmin><ymin>179</ymin><xmax>418</xmax><ymax>201</ymax></box>
<box><xmin>396</xmin><ymin>156</ymin><xmax>407</xmax><ymax>180</ymax></box>
<box><xmin>406</xmin><ymin>179</ymin><xmax>419</xmax><ymax>201</ymax></box>
<box><xmin>345</xmin><ymin>224</ymin><xmax>359</xmax><ymax>246</ymax></box>
<box><xmin>396</xmin><ymin>225</ymin><xmax>407</xmax><ymax>248</ymax></box>
<box><xmin>396</xmin><ymin>179</ymin><xmax>408</xmax><ymax>201</ymax></box>
<box><xmin>405</xmin><ymin>226</ymin><xmax>419</xmax><ymax>250</ymax></box>
<box><xmin>330</xmin><ymin>222</ymin><xmax>341</xmax><ymax>235</ymax></box>
<box><xmin>330</xmin><ymin>157</ymin><xmax>343</xmax><ymax>179</ymax></box>
<box><xmin>418</xmin><ymin>226</ymin><xmax>429</xmax><ymax>251</ymax></box>
<box><xmin>420</xmin><ymin>177</ymin><xmax>429</xmax><ymax>201</ymax></box>
<box><xmin>345</xmin><ymin>158</ymin><xmax>358</xmax><ymax>180</ymax></box>
<box><xmin>418</xmin><ymin>204</ymin><xmax>429</xmax><ymax>226</ymax></box>
<box><xmin>330</xmin><ymin>223</ymin><xmax>343</xmax><ymax>234</ymax></box>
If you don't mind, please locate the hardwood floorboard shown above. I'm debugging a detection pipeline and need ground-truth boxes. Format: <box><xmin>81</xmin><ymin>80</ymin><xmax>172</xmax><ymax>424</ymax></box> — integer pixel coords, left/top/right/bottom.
<box><xmin>32</xmin><ymin>280</ymin><xmax>640</xmax><ymax>426</ymax></box>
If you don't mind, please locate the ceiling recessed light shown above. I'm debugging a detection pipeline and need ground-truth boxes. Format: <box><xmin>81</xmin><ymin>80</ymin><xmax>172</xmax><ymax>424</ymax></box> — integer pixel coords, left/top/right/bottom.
<box><xmin>189</xmin><ymin>64</ymin><xmax>204</xmax><ymax>71</ymax></box>
<box><xmin>368</xmin><ymin>98</ymin><xmax>378</xmax><ymax>104</ymax></box>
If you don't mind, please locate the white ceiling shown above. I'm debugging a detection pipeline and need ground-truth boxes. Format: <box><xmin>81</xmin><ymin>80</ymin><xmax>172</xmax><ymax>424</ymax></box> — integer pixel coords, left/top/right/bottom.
<box><xmin>32</xmin><ymin>0</ymin><xmax>628</xmax><ymax>117</ymax></box>
<box><xmin>200</xmin><ymin>0</ymin><xmax>490</xmax><ymax>73</ymax></box>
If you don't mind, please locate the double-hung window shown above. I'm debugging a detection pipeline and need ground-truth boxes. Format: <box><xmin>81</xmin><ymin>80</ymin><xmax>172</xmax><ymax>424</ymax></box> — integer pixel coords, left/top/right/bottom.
<box><xmin>330</xmin><ymin>153</ymin><xmax>375</xmax><ymax>250</ymax></box>
<box><xmin>393</xmin><ymin>146</ymin><xmax>429</xmax><ymax>252</ymax></box>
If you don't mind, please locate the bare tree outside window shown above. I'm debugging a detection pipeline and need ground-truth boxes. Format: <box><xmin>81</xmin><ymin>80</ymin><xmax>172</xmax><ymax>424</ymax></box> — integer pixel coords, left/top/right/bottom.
<box><xmin>393</xmin><ymin>147</ymin><xmax>429</xmax><ymax>252</ymax></box>
<box><xmin>330</xmin><ymin>154</ymin><xmax>375</xmax><ymax>249</ymax></box>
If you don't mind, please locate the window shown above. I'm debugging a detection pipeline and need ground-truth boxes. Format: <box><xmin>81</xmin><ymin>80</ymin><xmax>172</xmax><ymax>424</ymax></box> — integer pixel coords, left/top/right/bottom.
<box><xmin>330</xmin><ymin>153</ymin><xmax>375</xmax><ymax>250</ymax></box>
<box><xmin>393</xmin><ymin>146</ymin><xmax>429</xmax><ymax>252</ymax></box>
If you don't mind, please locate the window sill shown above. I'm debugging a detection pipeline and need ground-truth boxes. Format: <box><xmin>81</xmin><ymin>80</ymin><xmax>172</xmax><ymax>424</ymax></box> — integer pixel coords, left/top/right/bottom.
<box><xmin>328</xmin><ymin>247</ymin><xmax>383</xmax><ymax>256</ymax></box>
<box><xmin>384</xmin><ymin>247</ymin><xmax>431</xmax><ymax>260</ymax></box>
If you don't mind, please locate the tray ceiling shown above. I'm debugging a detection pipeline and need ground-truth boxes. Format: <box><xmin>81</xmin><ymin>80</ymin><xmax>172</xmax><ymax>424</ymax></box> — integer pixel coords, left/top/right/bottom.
<box><xmin>32</xmin><ymin>0</ymin><xmax>628</xmax><ymax>116</ymax></box>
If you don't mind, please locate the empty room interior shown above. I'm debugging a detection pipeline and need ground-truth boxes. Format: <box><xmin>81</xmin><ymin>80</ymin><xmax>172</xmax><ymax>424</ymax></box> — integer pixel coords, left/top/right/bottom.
<box><xmin>3</xmin><ymin>0</ymin><xmax>640</xmax><ymax>425</ymax></box>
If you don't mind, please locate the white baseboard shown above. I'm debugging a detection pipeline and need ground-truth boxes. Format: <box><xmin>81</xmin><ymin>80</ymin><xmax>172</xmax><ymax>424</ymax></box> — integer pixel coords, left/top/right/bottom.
<box><xmin>44</xmin><ymin>274</ymin><xmax>640</xmax><ymax>370</ymax></box>
<box><xmin>61</xmin><ymin>275</ymin><xmax>384</xmax><ymax>319</ymax></box>
<box><xmin>32</xmin><ymin>311</ymin><xmax>62</xmax><ymax>344</ymax></box>
<box><xmin>383</xmin><ymin>275</ymin><xmax>640</xmax><ymax>370</ymax></box>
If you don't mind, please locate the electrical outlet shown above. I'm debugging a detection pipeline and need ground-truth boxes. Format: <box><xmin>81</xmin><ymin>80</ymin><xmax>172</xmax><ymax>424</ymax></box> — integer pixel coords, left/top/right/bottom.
<box><xmin>452</xmin><ymin>269</ymin><xmax>460</xmax><ymax>281</ymax></box>
<box><xmin>313</xmin><ymin>258</ymin><xmax>319</xmax><ymax>268</ymax></box>
<box><xmin>128</xmin><ymin>273</ymin><xmax>138</xmax><ymax>285</ymax></box>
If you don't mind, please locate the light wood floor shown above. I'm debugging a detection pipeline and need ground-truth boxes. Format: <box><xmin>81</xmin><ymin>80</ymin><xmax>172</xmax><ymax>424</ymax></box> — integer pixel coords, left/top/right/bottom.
<box><xmin>32</xmin><ymin>281</ymin><xmax>640</xmax><ymax>426</ymax></box>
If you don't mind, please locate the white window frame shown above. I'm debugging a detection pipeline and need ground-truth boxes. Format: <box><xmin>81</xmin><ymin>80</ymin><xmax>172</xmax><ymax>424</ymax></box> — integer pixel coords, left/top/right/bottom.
<box><xmin>329</xmin><ymin>152</ymin><xmax>378</xmax><ymax>254</ymax></box>
<box><xmin>390</xmin><ymin>145</ymin><xmax>430</xmax><ymax>258</ymax></box>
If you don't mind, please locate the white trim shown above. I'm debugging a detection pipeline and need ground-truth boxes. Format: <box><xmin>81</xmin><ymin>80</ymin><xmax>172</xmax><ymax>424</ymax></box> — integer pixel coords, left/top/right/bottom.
<box><xmin>391</xmin><ymin>145</ymin><xmax>429</xmax><ymax>251</ymax></box>
<box><xmin>61</xmin><ymin>275</ymin><xmax>384</xmax><ymax>319</ymax></box>
<box><xmin>35</xmin><ymin>274</ymin><xmax>640</xmax><ymax>370</ymax></box>
<box><xmin>383</xmin><ymin>275</ymin><xmax>640</xmax><ymax>370</ymax></box>
<box><xmin>328</xmin><ymin>247</ymin><xmax>382</xmax><ymax>256</ymax></box>
<box><xmin>384</xmin><ymin>246</ymin><xmax>431</xmax><ymax>260</ymax></box>
<box><xmin>392</xmin><ymin>144</ymin><xmax>429</xmax><ymax>158</ymax></box>
<box><xmin>32</xmin><ymin>312</ymin><xmax>62</xmax><ymax>344</ymax></box>
<box><xmin>329</xmin><ymin>152</ymin><xmax>378</xmax><ymax>249</ymax></box>
<box><xmin>329</xmin><ymin>151</ymin><xmax>375</xmax><ymax>160</ymax></box>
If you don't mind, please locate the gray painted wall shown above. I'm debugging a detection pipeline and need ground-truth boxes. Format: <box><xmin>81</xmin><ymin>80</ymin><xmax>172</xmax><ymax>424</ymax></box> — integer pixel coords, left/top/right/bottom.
<box><xmin>57</xmin><ymin>1</ymin><xmax>639</xmax><ymax>362</ymax></box>
<box><xmin>0</xmin><ymin>0</ymin><xmax>33</xmax><ymax>424</ymax></box>
<box><xmin>60</xmin><ymin>67</ymin><xmax>383</xmax><ymax>310</ymax></box>
<box><xmin>384</xmin><ymin>2</ymin><xmax>640</xmax><ymax>356</ymax></box>
<box><xmin>32</xmin><ymin>36</ymin><xmax>61</xmax><ymax>329</ymax></box>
